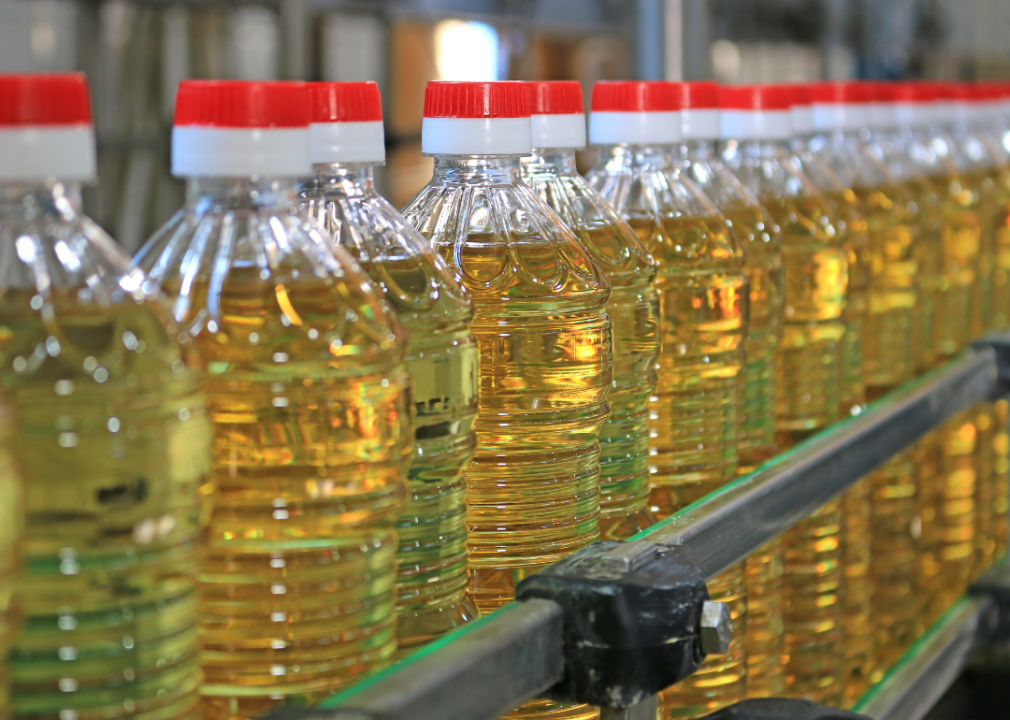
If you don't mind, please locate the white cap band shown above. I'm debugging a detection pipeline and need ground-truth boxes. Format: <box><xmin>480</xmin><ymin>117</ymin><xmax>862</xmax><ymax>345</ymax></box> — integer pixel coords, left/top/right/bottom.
<box><xmin>421</xmin><ymin>117</ymin><xmax>531</xmax><ymax>155</ymax></box>
<box><xmin>172</xmin><ymin>126</ymin><xmax>311</xmax><ymax>177</ymax></box>
<box><xmin>589</xmin><ymin>111</ymin><xmax>680</xmax><ymax>145</ymax></box>
<box><xmin>811</xmin><ymin>104</ymin><xmax>870</xmax><ymax>132</ymax></box>
<box><xmin>791</xmin><ymin>106</ymin><xmax>813</xmax><ymax>136</ymax></box>
<box><xmin>309</xmin><ymin>120</ymin><xmax>385</xmax><ymax>164</ymax></box>
<box><xmin>0</xmin><ymin>126</ymin><xmax>95</xmax><ymax>182</ymax></box>
<box><xmin>721</xmin><ymin>110</ymin><xmax>792</xmax><ymax>141</ymax></box>
<box><xmin>530</xmin><ymin>113</ymin><xmax>586</xmax><ymax>149</ymax></box>
<box><xmin>681</xmin><ymin>108</ymin><xmax>720</xmax><ymax>141</ymax></box>
<box><xmin>868</xmin><ymin>103</ymin><xmax>895</xmax><ymax>130</ymax></box>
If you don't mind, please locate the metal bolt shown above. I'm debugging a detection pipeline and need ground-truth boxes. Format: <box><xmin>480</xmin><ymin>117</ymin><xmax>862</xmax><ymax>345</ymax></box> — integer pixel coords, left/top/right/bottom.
<box><xmin>699</xmin><ymin>600</ymin><xmax>732</xmax><ymax>655</ymax></box>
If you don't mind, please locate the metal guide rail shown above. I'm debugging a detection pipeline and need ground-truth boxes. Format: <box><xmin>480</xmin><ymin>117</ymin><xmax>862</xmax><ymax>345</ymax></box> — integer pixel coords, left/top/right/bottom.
<box><xmin>265</xmin><ymin>334</ymin><xmax>1010</xmax><ymax>720</ymax></box>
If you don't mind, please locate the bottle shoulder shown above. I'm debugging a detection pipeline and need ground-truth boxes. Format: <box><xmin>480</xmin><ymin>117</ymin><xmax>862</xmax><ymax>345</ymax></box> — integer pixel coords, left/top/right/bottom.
<box><xmin>302</xmin><ymin>185</ymin><xmax>473</xmax><ymax>332</ymax></box>
<box><xmin>401</xmin><ymin>177</ymin><xmax>612</xmax><ymax>315</ymax></box>
<box><xmin>133</xmin><ymin>203</ymin><xmax>406</xmax><ymax>372</ymax></box>
<box><xmin>521</xmin><ymin>168</ymin><xmax>657</xmax><ymax>287</ymax></box>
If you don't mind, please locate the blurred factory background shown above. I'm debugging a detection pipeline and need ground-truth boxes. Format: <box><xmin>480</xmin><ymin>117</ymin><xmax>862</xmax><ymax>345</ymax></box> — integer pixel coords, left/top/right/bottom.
<box><xmin>1</xmin><ymin>0</ymin><xmax>1008</xmax><ymax>250</ymax></box>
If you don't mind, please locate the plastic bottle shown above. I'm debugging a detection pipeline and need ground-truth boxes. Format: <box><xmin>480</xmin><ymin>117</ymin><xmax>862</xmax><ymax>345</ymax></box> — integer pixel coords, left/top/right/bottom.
<box><xmin>298</xmin><ymin>81</ymin><xmax>480</xmax><ymax>653</ymax></box>
<box><xmin>721</xmin><ymin>84</ymin><xmax>846</xmax><ymax>707</ymax></box>
<box><xmin>401</xmin><ymin>81</ymin><xmax>611</xmax><ymax>720</ymax></box>
<box><xmin>519</xmin><ymin>80</ymin><xmax>659</xmax><ymax>541</ymax></box>
<box><xmin>787</xmin><ymin>85</ymin><xmax>868</xmax><ymax>421</ymax></box>
<box><xmin>585</xmin><ymin>80</ymin><xmax>747</xmax><ymax>720</ymax></box>
<box><xmin>675</xmin><ymin>80</ymin><xmax>785</xmax><ymax>699</ymax></box>
<box><xmin>812</xmin><ymin>80</ymin><xmax>926</xmax><ymax>685</ymax></box>
<box><xmin>133</xmin><ymin>80</ymin><xmax>412</xmax><ymax>720</ymax></box>
<box><xmin>0</xmin><ymin>74</ymin><xmax>211</xmax><ymax>720</ymax></box>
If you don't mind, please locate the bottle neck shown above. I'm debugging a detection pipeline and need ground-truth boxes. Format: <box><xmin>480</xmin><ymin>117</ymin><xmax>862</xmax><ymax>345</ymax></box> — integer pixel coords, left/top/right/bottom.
<box><xmin>683</xmin><ymin>140</ymin><xmax>717</xmax><ymax>163</ymax></box>
<box><xmin>0</xmin><ymin>181</ymin><xmax>82</xmax><ymax>217</ymax></box>
<box><xmin>185</xmin><ymin>176</ymin><xmax>299</xmax><ymax>211</ymax></box>
<box><xmin>596</xmin><ymin>144</ymin><xmax>676</xmax><ymax>173</ymax></box>
<box><xmin>431</xmin><ymin>155</ymin><xmax>524</xmax><ymax>184</ymax></box>
<box><xmin>522</xmin><ymin>148</ymin><xmax>579</xmax><ymax>176</ymax></box>
<box><xmin>312</xmin><ymin>163</ymin><xmax>376</xmax><ymax>197</ymax></box>
<box><xmin>724</xmin><ymin>138</ymin><xmax>789</xmax><ymax>162</ymax></box>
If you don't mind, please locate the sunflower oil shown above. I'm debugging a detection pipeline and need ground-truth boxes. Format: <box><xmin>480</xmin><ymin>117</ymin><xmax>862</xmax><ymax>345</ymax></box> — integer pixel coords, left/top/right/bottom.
<box><xmin>992</xmin><ymin>399</ymin><xmax>1010</xmax><ymax>559</ymax></box>
<box><xmin>521</xmin><ymin>146</ymin><xmax>659</xmax><ymax>541</ymax></box>
<box><xmin>301</xmin><ymin>154</ymin><xmax>480</xmax><ymax>653</ymax></box>
<box><xmin>679</xmin><ymin>125</ymin><xmax>785</xmax><ymax>700</ymax></box>
<box><xmin>742</xmin><ymin>539</ymin><xmax>785</xmax><ymax>698</ymax></box>
<box><xmin>972</xmin><ymin>404</ymin><xmax>996</xmax><ymax>579</ymax></box>
<box><xmin>406</xmin><ymin>80</ymin><xmax>612</xmax><ymax>720</ymax></box>
<box><xmin>138</xmin><ymin>82</ymin><xmax>415</xmax><ymax>719</ymax></box>
<box><xmin>0</xmin><ymin>75</ymin><xmax>211</xmax><ymax>720</ymax></box>
<box><xmin>724</xmin><ymin>116</ymin><xmax>847</xmax><ymax>706</ymax></box>
<box><xmin>587</xmin><ymin>137</ymin><xmax>747</xmax><ymax>718</ymax></box>
<box><xmin>0</xmin><ymin>397</ymin><xmax>19</xmax><ymax>718</ymax></box>
<box><xmin>915</xmin><ymin>429</ymin><xmax>945</xmax><ymax>626</ymax></box>
<box><xmin>839</xmin><ymin>479</ymin><xmax>872</xmax><ymax>706</ymax></box>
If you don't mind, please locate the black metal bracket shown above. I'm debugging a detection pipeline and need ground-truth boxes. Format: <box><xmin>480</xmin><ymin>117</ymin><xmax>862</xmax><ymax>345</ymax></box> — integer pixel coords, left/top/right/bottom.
<box><xmin>695</xmin><ymin>699</ymin><xmax>871</xmax><ymax>720</ymax></box>
<box><xmin>972</xmin><ymin>333</ymin><xmax>1010</xmax><ymax>399</ymax></box>
<box><xmin>970</xmin><ymin>559</ymin><xmax>1010</xmax><ymax>642</ymax></box>
<box><xmin>515</xmin><ymin>540</ymin><xmax>721</xmax><ymax>708</ymax></box>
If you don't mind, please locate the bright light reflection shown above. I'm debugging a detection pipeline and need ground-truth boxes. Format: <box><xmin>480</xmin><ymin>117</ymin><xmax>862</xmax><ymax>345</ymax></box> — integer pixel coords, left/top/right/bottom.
<box><xmin>435</xmin><ymin>20</ymin><xmax>499</xmax><ymax>81</ymax></box>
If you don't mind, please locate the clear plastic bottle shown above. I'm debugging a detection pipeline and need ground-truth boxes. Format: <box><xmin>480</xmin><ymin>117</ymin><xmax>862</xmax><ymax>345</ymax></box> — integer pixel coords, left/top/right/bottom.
<box><xmin>402</xmin><ymin>81</ymin><xmax>611</xmax><ymax>720</ymax></box>
<box><xmin>0</xmin><ymin>74</ymin><xmax>211</xmax><ymax>720</ymax></box>
<box><xmin>298</xmin><ymin>81</ymin><xmax>479</xmax><ymax>653</ymax></box>
<box><xmin>519</xmin><ymin>81</ymin><xmax>659</xmax><ymax>541</ymax></box>
<box><xmin>721</xmin><ymin>84</ymin><xmax>846</xmax><ymax>707</ymax></box>
<box><xmin>676</xmin><ymin>81</ymin><xmax>785</xmax><ymax>700</ymax></box>
<box><xmin>891</xmin><ymin>82</ymin><xmax>981</xmax><ymax>627</ymax></box>
<box><xmin>585</xmin><ymin>80</ymin><xmax>747</xmax><ymax>720</ymax></box>
<box><xmin>133</xmin><ymin>81</ymin><xmax>412</xmax><ymax>720</ymax></box>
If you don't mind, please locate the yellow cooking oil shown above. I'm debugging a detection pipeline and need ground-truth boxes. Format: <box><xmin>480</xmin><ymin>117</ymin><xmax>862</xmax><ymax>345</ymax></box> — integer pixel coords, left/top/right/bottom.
<box><xmin>1</xmin><ymin>289</ymin><xmax>211</xmax><ymax>720</ymax></box>
<box><xmin>743</xmin><ymin>538</ymin><xmax>785</xmax><ymax>698</ymax></box>
<box><xmin>969</xmin><ymin>170</ymin><xmax>998</xmax><ymax>338</ymax></box>
<box><xmin>932</xmin><ymin>173</ymin><xmax>982</xmax><ymax>358</ymax></box>
<box><xmin>972</xmin><ymin>404</ymin><xmax>996</xmax><ymax>579</ymax></box>
<box><xmin>758</xmin><ymin>190</ymin><xmax>847</xmax><ymax>706</ymax></box>
<box><xmin>620</xmin><ymin>205</ymin><xmax>747</xmax><ymax>718</ymax></box>
<box><xmin>840</xmin><ymin>479</ymin><xmax>873</xmax><ymax>707</ymax></box>
<box><xmin>406</xmin><ymin>155</ymin><xmax>614</xmax><ymax>720</ymax></box>
<box><xmin>302</xmin><ymin>168</ymin><xmax>481</xmax><ymax>653</ymax></box>
<box><xmin>521</xmin><ymin>151</ymin><xmax>660</xmax><ymax>540</ymax></box>
<box><xmin>991</xmin><ymin>399</ymin><xmax>1009</xmax><ymax>559</ymax></box>
<box><xmin>0</xmin><ymin>398</ymin><xmax>19</xmax><ymax>719</ymax></box>
<box><xmin>915</xmin><ymin>428</ymin><xmax>945</xmax><ymax>627</ymax></box>
<box><xmin>991</xmin><ymin>188</ymin><xmax>1010</xmax><ymax>331</ymax></box>
<box><xmin>933</xmin><ymin>408</ymin><xmax>978</xmax><ymax>617</ymax></box>
<box><xmin>908</xmin><ymin>176</ymin><xmax>944</xmax><ymax>373</ymax></box>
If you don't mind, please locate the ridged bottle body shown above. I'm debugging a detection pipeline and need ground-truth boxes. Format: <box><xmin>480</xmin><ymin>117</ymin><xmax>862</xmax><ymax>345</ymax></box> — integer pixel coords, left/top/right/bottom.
<box><xmin>991</xmin><ymin>399</ymin><xmax>1010</xmax><ymax>560</ymax></box>
<box><xmin>588</xmin><ymin>144</ymin><xmax>747</xmax><ymax>719</ymax></box>
<box><xmin>300</xmin><ymin>165</ymin><xmax>480</xmax><ymax>653</ymax></box>
<box><xmin>727</xmin><ymin>141</ymin><xmax>846</xmax><ymax>706</ymax></box>
<box><xmin>521</xmin><ymin>150</ymin><xmax>660</xmax><ymax>540</ymax></box>
<box><xmin>403</xmin><ymin>157</ymin><xmax>611</xmax><ymax>720</ymax></box>
<box><xmin>134</xmin><ymin>179</ymin><xmax>412</xmax><ymax>720</ymax></box>
<box><xmin>680</xmin><ymin>144</ymin><xmax>785</xmax><ymax>699</ymax></box>
<box><xmin>840</xmin><ymin>480</ymin><xmax>872</xmax><ymax>706</ymax></box>
<box><xmin>934</xmin><ymin>408</ymin><xmax>978</xmax><ymax>617</ymax></box>
<box><xmin>0</xmin><ymin>396</ymin><xmax>19</xmax><ymax>718</ymax></box>
<box><xmin>0</xmin><ymin>184</ymin><xmax>211</xmax><ymax>720</ymax></box>
<box><xmin>972</xmin><ymin>404</ymin><xmax>996</xmax><ymax>579</ymax></box>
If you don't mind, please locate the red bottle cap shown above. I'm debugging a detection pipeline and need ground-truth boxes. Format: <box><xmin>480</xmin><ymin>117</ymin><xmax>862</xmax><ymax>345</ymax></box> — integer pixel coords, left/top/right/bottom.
<box><xmin>307</xmin><ymin>81</ymin><xmax>382</xmax><ymax>123</ymax></box>
<box><xmin>0</xmin><ymin>73</ymin><xmax>91</xmax><ymax>126</ymax></box>
<box><xmin>591</xmin><ymin>81</ymin><xmax>680</xmax><ymax>112</ymax></box>
<box><xmin>527</xmin><ymin>81</ymin><xmax>584</xmax><ymax>115</ymax></box>
<box><xmin>809</xmin><ymin>81</ymin><xmax>870</xmax><ymax>104</ymax></box>
<box><xmin>423</xmin><ymin>81</ymin><xmax>530</xmax><ymax>119</ymax></box>
<box><xmin>174</xmin><ymin>80</ymin><xmax>309</xmax><ymax>128</ymax></box>
<box><xmin>677</xmin><ymin>81</ymin><xmax>719</xmax><ymax>109</ymax></box>
<box><xmin>887</xmin><ymin>82</ymin><xmax>935</xmax><ymax>103</ymax></box>
<box><xmin>719</xmin><ymin>84</ymin><xmax>792</xmax><ymax>111</ymax></box>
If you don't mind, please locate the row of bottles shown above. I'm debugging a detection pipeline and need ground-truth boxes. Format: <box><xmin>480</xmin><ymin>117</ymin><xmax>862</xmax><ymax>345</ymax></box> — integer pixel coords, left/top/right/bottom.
<box><xmin>0</xmin><ymin>70</ymin><xmax>1008</xmax><ymax>720</ymax></box>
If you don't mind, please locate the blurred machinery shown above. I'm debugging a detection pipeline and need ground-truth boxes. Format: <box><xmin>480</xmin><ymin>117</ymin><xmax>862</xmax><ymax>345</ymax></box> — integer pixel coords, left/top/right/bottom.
<box><xmin>0</xmin><ymin>0</ymin><xmax>1008</xmax><ymax>248</ymax></box>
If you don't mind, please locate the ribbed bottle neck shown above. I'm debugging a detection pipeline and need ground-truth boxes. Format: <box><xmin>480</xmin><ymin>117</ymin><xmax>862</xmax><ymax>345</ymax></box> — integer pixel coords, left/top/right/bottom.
<box><xmin>596</xmin><ymin>143</ymin><xmax>676</xmax><ymax>173</ymax></box>
<box><xmin>0</xmin><ymin>181</ymin><xmax>81</xmax><ymax>216</ymax></box>
<box><xmin>522</xmin><ymin>148</ymin><xmax>578</xmax><ymax>176</ymax></box>
<box><xmin>312</xmin><ymin>163</ymin><xmax>376</xmax><ymax>197</ymax></box>
<box><xmin>683</xmin><ymin>139</ymin><xmax>717</xmax><ymax>162</ymax></box>
<box><xmin>726</xmin><ymin>138</ymin><xmax>789</xmax><ymax>161</ymax></box>
<box><xmin>431</xmin><ymin>156</ymin><xmax>523</xmax><ymax>184</ymax></box>
<box><xmin>184</xmin><ymin>177</ymin><xmax>299</xmax><ymax>210</ymax></box>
